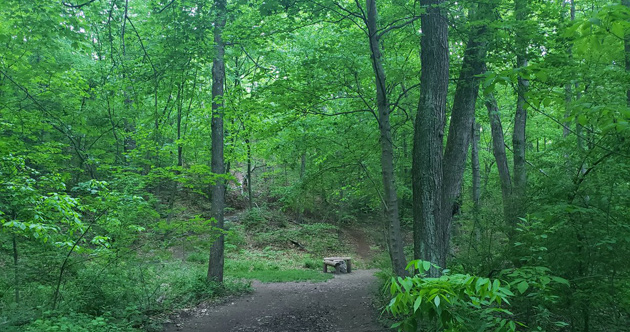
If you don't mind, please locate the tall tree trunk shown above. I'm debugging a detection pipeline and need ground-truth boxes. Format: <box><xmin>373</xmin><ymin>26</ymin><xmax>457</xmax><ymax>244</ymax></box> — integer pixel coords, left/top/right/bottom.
<box><xmin>366</xmin><ymin>0</ymin><xmax>407</xmax><ymax>276</ymax></box>
<box><xmin>177</xmin><ymin>83</ymin><xmax>184</xmax><ymax>167</ymax></box>
<box><xmin>624</xmin><ymin>0</ymin><xmax>630</xmax><ymax>107</ymax></box>
<box><xmin>485</xmin><ymin>93</ymin><xmax>514</xmax><ymax>225</ymax></box>
<box><xmin>512</xmin><ymin>0</ymin><xmax>529</xmax><ymax>221</ymax></box>
<box><xmin>413</xmin><ymin>0</ymin><xmax>449</xmax><ymax>275</ymax></box>
<box><xmin>13</xmin><ymin>234</ymin><xmax>19</xmax><ymax>304</ymax></box>
<box><xmin>296</xmin><ymin>152</ymin><xmax>306</xmax><ymax>224</ymax></box>
<box><xmin>439</xmin><ymin>4</ymin><xmax>489</xmax><ymax>259</ymax></box>
<box><xmin>471</xmin><ymin>120</ymin><xmax>481</xmax><ymax>243</ymax></box>
<box><xmin>208</xmin><ymin>0</ymin><xmax>227</xmax><ymax>283</ymax></box>
<box><xmin>564</xmin><ymin>0</ymin><xmax>577</xmax><ymax>141</ymax></box>
<box><xmin>413</xmin><ymin>2</ymin><xmax>489</xmax><ymax>274</ymax></box>
<box><xmin>246</xmin><ymin>138</ymin><xmax>253</xmax><ymax>210</ymax></box>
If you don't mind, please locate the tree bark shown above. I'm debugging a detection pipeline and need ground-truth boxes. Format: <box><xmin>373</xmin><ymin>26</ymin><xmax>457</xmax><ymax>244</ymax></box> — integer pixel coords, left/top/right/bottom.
<box><xmin>485</xmin><ymin>93</ymin><xmax>514</xmax><ymax>224</ymax></box>
<box><xmin>512</xmin><ymin>0</ymin><xmax>529</xmax><ymax>220</ymax></box>
<box><xmin>246</xmin><ymin>138</ymin><xmax>253</xmax><ymax>210</ymax></box>
<box><xmin>413</xmin><ymin>2</ymin><xmax>489</xmax><ymax>274</ymax></box>
<box><xmin>624</xmin><ymin>0</ymin><xmax>630</xmax><ymax>107</ymax></box>
<box><xmin>440</xmin><ymin>4</ymin><xmax>489</xmax><ymax>255</ymax></box>
<box><xmin>208</xmin><ymin>0</ymin><xmax>227</xmax><ymax>283</ymax></box>
<box><xmin>471</xmin><ymin>120</ymin><xmax>481</xmax><ymax>242</ymax></box>
<box><xmin>177</xmin><ymin>83</ymin><xmax>184</xmax><ymax>167</ymax></box>
<box><xmin>13</xmin><ymin>234</ymin><xmax>19</xmax><ymax>304</ymax></box>
<box><xmin>365</xmin><ymin>0</ymin><xmax>407</xmax><ymax>276</ymax></box>
<box><xmin>297</xmin><ymin>152</ymin><xmax>306</xmax><ymax>224</ymax></box>
<box><xmin>413</xmin><ymin>0</ymin><xmax>449</xmax><ymax>275</ymax></box>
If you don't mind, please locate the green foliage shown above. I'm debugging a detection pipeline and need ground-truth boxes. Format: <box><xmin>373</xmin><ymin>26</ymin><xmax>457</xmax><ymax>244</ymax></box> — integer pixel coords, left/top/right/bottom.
<box><xmin>388</xmin><ymin>260</ymin><xmax>517</xmax><ymax>332</ymax></box>
<box><xmin>0</xmin><ymin>155</ymin><xmax>82</xmax><ymax>244</ymax></box>
<box><xmin>24</xmin><ymin>312</ymin><xmax>133</xmax><ymax>332</ymax></box>
<box><xmin>226</xmin><ymin>257</ymin><xmax>332</xmax><ymax>283</ymax></box>
<box><xmin>2</xmin><ymin>0</ymin><xmax>630</xmax><ymax>330</ymax></box>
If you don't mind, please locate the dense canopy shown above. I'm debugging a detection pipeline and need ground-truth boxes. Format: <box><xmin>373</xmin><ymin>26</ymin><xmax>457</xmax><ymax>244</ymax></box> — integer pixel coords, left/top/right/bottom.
<box><xmin>1</xmin><ymin>0</ymin><xmax>630</xmax><ymax>331</ymax></box>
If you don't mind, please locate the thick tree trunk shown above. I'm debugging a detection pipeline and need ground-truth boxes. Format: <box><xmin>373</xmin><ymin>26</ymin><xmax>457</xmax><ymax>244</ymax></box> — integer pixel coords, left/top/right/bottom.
<box><xmin>440</xmin><ymin>5</ymin><xmax>489</xmax><ymax>256</ymax></box>
<box><xmin>366</xmin><ymin>0</ymin><xmax>407</xmax><ymax>276</ymax></box>
<box><xmin>208</xmin><ymin>0</ymin><xmax>227</xmax><ymax>283</ymax></box>
<box><xmin>413</xmin><ymin>0</ymin><xmax>449</xmax><ymax>275</ymax></box>
<box><xmin>413</xmin><ymin>2</ymin><xmax>489</xmax><ymax>274</ymax></box>
<box><xmin>485</xmin><ymin>93</ymin><xmax>514</xmax><ymax>224</ymax></box>
<box><xmin>512</xmin><ymin>0</ymin><xmax>529</xmax><ymax>221</ymax></box>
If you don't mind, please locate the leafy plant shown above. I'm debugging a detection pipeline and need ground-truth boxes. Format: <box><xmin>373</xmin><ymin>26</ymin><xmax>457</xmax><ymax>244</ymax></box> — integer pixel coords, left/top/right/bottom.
<box><xmin>387</xmin><ymin>260</ymin><xmax>518</xmax><ymax>332</ymax></box>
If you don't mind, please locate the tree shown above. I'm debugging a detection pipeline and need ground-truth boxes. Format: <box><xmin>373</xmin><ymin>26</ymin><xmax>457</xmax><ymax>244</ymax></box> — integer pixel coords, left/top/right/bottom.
<box><xmin>413</xmin><ymin>1</ymin><xmax>490</xmax><ymax>274</ymax></box>
<box><xmin>365</xmin><ymin>0</ymin><xmax>407</xmax><ymax>276</ymax></box>
<box><xmin>208</xmin><ymin>0</ymin><xmax>228</xmax><ymax>283</ymax></box>
<box><xmin>511</xmin><ymin>0</ymin><xmax>529</xmax><ymax>228</ymax></box>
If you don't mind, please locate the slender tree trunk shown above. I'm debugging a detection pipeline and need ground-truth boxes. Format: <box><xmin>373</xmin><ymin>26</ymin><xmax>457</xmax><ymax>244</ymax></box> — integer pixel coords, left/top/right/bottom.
<box><xmin>246</xmin><ymin>138</ymin><xmax>253</xmax><ymax>210</ymax></box>
<box><xmin>485</xmin><ymin>93</ymin><xmax>514</xmax><ymax>224</ymax></box>
<box><xmin>177</xmin><ymin>84</ymin><xmax>184</xmax><ymax>167</ymax></box>
<box><xmin>208</xmin><ymin>0</ymin><xmax>227</xmax><ymax>283</ymax></box>
<box><xmin>366</xmin><ymin>0</ymin><xmax>407</xmax><ymax>276</ymax></box>
<box><xmin>13</xmin><ymin>234</ymin><xmax>19</xmax><ymax>304</ymax></box>
<box><xmin>512</xmin><ymin>0</ymin><xmax>529</xmax><ymax>221</ymax></box>
<box><xmin>413</xmin><ymin>0</ymin><xmax>449</xmax><ymax>275</ymax></box>
<box><xmin>471</xmin><ymin>120</ymin><xmax>481</xmax><ymax>242</ymax></box>
<box><xmin>297</xmin><ymin>153</ymin><xmax>306</xmax><ymax>224</ymax></box>
<box><xmin>571</xmin><ymin>0</ymin><xmax>588</xmax><ymax>151</ymax></box>
<box><xmin>624</xmin><ymin>0</ymin><xmax>630</xmax><ymax>107</ymax></box>
<box><xmin>564</xmin><ymin>0</ymin><xmax>577</xmax><ymax>141</ymax></box>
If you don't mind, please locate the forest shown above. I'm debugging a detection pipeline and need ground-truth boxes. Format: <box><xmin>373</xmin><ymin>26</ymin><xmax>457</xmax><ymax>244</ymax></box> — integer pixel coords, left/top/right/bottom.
<box><xmin>1</xmin><ymin>0</ymin><xmax>630</xmax><ymax>331</ymax></box>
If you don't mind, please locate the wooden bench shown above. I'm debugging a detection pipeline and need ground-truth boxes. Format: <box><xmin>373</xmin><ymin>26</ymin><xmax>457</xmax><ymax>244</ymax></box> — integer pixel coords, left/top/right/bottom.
<box><xmin>323</xmin><ymin>256</ymin><xmax>352</xmax><ymax>273</ymax></box>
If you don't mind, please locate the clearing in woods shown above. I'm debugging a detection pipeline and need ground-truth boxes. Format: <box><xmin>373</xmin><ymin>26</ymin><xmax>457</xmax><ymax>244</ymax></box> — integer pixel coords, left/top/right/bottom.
<box><xmin>163</xmin><ymin>269</ymin><xmax>388</xmax><ymax>332</ymax></box>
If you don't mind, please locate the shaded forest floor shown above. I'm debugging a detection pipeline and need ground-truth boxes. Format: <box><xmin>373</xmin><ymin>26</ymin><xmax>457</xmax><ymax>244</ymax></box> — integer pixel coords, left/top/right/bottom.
<box><xmin>163</xmin><ymin>269</ymin><xmax>388</xmax><ymax>332</ymax></box>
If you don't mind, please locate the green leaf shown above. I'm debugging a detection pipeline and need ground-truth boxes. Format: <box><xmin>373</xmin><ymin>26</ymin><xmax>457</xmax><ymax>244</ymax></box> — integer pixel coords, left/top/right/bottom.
<box><xmin>578</xmin><ymin>114</ymin><xmax>587</xmax><ymax>126</ymax></box>
<box><xmin>517</xmin><ymin>281</ymin><xmax>529</xmax><ymax>294</ymax></box>
<box><xmin>551</xmin><ymin>276</ymin><xmax>570</xmax><ymax>286</ymax></box>
<box><xmin>413</xmin><ymin>296</ymin><xmax>422</xmax><ymax>312</ymax></box>
<box><xmin>433</xmin><ymin>294</ymin><xmax>440</xmax><ymax>308</ymax></box>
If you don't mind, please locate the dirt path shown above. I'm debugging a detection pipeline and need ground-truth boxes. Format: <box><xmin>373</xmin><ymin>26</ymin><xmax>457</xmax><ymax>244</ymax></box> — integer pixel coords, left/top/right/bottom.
<box><xmin>163</xmin><ymin>269</ymin><xmax>388</xmax><ymax>332</ymax></box>
<box><xmin>343</xmin><ymin>227</ymin><xmax>373</xmax><ymax>260</ymax></box>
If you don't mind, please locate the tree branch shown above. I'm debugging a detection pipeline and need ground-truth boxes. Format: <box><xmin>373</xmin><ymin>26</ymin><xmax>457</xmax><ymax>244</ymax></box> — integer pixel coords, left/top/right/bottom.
<box><xmin>377</xmin><ymin>16</ymin><xmax>421</xmax><ymax>39</ymax></box>
<box><xmin>62</xmin><ymin>0</ymin><xmax>97</xmax><ymax>9</ymax></box>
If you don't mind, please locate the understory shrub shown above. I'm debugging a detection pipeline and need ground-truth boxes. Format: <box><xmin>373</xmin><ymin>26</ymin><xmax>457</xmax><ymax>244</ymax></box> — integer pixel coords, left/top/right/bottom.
<box><xmin>387</xmin><ymin>260</ymin><xmax>518</xmax><ymax>332</ymax></box>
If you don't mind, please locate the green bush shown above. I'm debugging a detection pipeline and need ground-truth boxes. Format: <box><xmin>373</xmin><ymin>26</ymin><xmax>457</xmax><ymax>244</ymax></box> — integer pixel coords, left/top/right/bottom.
<box><xmin>387</xmin><ymin>260</ymin><xmax>518</xmax><ymax>332</ymax></box>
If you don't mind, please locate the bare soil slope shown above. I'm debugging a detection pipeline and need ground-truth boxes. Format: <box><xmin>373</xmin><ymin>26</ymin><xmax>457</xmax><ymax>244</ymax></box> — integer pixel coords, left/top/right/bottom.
<box><xmin>163</xmin><ymin>269</ymin><xmax>388</xmax><ymax>332</ymax></box>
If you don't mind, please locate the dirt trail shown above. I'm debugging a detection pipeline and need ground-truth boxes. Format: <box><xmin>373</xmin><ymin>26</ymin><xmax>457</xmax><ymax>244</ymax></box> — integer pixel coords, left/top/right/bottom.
<box><xmin>343</xmin><ymin>227</ymin><xmax>373</xmax><ymax>260</ymax></box>
<box><xmin>163</xmin><ymin>269</ymin><xmax>388</xmax><ymax>332</ymax></box>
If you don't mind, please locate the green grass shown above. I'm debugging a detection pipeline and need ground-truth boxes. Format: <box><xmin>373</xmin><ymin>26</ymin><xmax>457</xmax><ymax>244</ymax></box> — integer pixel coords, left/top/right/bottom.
<box><xmin>223</xmin><ymin>254</ymin><xmax>333</xmax><ymax>283</ymax></box>
<box><xmin>230</xmin><ymin>268</ymin><xmax>333</xmax><ymax>283</ymax></box>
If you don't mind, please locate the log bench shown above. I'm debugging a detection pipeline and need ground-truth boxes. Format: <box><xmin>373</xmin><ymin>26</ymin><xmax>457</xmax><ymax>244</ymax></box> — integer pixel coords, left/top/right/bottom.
<box><xmin>323</xmin><ymin>256</ymin><xmax>352</xmax><ymax>273</ymax></box>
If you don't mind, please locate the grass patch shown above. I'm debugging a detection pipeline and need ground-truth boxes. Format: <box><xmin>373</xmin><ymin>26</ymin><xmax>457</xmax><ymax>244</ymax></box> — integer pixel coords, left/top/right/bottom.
<box><xmin>224</xmin><ymin>255</ymin><xmax>333</xmax><ymax>283</ymax></box>
<box><xmin>230</xmin><ymin>269</ymin><xmax>332</xmax><ymax>283</ymax></box>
